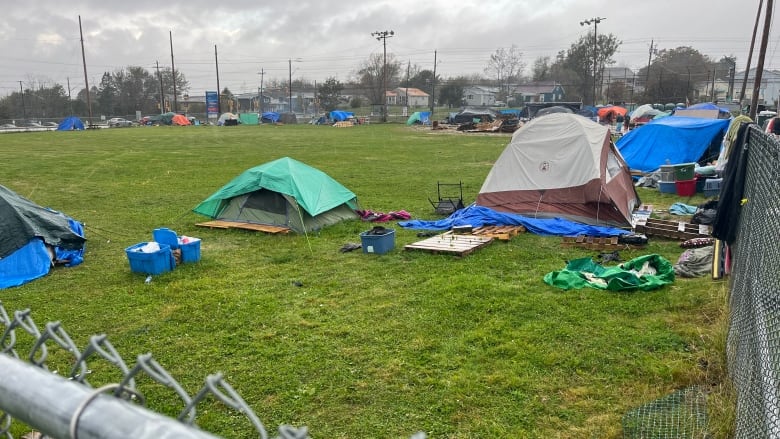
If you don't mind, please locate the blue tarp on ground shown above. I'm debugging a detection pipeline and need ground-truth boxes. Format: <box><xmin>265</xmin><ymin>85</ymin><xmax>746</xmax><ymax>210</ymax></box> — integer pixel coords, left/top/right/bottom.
<box><xmin>616</xmin><ymin>116</ymin><xmax>730</xmax><ymax>172</ymax></box>
<box><xmin>398</xmin><ymin>204</ymin><xmax>629</xmax><ymax>237</ymax></box>
<box><xmin>57</xmin><ymin>116</ymin><xmax>85</xmax><ymax>131</ymax></box>
<box><xmin>406</xmin><ymin>111</ymin><xmax>431</xmax><ymax>125</ymax></box>
<box><xmin>330</xmin><ymin>111</ymin><xmax>354</xmax><ymax>122</ymax></box>
<box><xmin>261</xmin><ymin>112</ymin><xmax>280</xmax><ymax>123</ymax></box>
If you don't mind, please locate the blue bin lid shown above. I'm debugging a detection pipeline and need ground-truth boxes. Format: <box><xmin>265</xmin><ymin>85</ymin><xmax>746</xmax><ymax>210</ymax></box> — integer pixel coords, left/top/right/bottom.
<box><xmin>153</xmin><ymin>228</ymin><xmax>179</xmax><ymax>249</ymax></box>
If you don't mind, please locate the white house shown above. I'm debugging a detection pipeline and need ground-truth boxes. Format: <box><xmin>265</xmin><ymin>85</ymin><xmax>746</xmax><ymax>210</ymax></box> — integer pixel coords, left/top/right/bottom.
<box><xmin>463</xmin><ymin>85</ymin><xmax>499</xmax><ymax>107</ymax></box>
<box><xmin>386</xmin><ymin>87</ymin><xmax>430</xmax><ymax>107</ymax></box>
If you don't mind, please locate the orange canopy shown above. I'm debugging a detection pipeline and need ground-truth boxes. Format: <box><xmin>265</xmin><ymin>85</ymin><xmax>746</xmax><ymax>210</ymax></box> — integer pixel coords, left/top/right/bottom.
<box><xmin>171</xmin><ymin>114</ymin><xmax>191</xmax><ymax>126</ymax></box>
<box><xmin>597</xmin><ymin>106</ymin><xmax>628</xmax><ymax>118</ymax></box>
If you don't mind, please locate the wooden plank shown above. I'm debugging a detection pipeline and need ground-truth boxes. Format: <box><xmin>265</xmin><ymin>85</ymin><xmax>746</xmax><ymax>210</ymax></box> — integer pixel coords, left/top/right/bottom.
<box><xmin>405</xmin><ymin>234</ymin><xmax>493</xmax><ymax>256</ymax></box>
<box><xmin>562</xmin><ymin>235</ymin><xmax>645</xmax><ymax>250</ymax></box>
<box><xmin>195</xmin><ymin>220</ymin><xmax>291</xmax><ymax>234</ymax></box>
<box><xmin>451</xmin><ymin>225</ymin><xmax>526</xmax><ymax>241</ymax></box>
<box><xmin>634</xmin><ymin>218</ymin><xmax>708</xmax><ymax>241</ymax></box>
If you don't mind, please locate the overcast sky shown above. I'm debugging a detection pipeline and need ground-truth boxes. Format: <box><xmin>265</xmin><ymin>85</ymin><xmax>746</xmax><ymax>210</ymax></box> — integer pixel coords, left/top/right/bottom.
<box><xmin>0</xmin><ymin>0</ymin><xmax>776</xmax><ymax>96</ymax></box>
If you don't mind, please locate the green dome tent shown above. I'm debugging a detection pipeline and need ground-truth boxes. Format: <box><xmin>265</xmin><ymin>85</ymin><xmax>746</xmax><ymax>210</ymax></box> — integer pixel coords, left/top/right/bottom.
<box><xmin>193</xmin><ymin>157</ymin><xmax>359</xmax><ymax>233</ymax></box>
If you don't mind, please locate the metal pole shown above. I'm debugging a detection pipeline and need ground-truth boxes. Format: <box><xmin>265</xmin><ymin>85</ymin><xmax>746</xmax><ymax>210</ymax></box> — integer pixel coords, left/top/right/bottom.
<box><xmin>430</xmin><ymin>49</ymin><xmax>437</xmax><ymax>114</ymax></box>
<box><xmin>741</xmin><ymin>0</ymin><xmax>763</xmax><ymax>103</ymax></box>
<box><xmin>371</xmin><ymin>30</ymin><xmax>394</xmax><ymax>122</ymax></box>
<box><xmin>259</xmin><ymin>68</ymin><xmax>264</xmax><ymax>114</ymax></box>
<box><xmin>750</xmin><ymin>0</ymin><xmax>773</xmax><ymax>120</ymax></box>
<box><xmin>289</xmin><ymin>59</ymin><xmax>292</xmax><ymax>112</ymax></box>
<box><xmin>156</xmin><ymin>61</ymin><xmax>164</xmax><ymax>114</ymax></box>
<box><xmin>0</xmin><ymin>355</ymin><xmax>223</xmax><ymax>439</ymax></box>
<box><xmin>78</xmin><ymin>15</ymin><xmax>93</xmax><ymax>125</ymax></box>
<box><xmin>580</xmin><ymin>18</ymin><xmax>604</xmax><ymax>106</ymax></box>
<box><xmin>215</xmin><ymin>45</ymin><xmax>221</xmax><ymax>115</ymax></box>
<box><xmin>170</xmin><ymin>30</ymin><xmax>177</xmax><ymax>113</ymax></box>
<box><xmin>18</xmin><ymin>81</ymin><xmax>26</xmax><ymax>120</ymax></box>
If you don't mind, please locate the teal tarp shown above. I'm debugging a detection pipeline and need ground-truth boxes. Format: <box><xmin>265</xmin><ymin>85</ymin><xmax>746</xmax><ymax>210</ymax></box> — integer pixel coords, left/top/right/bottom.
<box><xmin>406</xmin><ymin>111</ymin><xmax>431</xmax><ymax>125</ymax></box>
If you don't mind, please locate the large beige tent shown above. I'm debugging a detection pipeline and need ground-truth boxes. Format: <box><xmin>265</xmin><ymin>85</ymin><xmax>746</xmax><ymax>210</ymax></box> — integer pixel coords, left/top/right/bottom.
<box><xmin>476</xmin><ymin>113</ymin><xmax>639</xmax><ymax>227</ymax></box>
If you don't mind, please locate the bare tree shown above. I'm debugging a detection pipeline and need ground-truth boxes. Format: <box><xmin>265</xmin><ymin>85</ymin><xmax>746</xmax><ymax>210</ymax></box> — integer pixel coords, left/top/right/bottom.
<box><xmin>484</xmin><ymin>45</ymin><xmax>526</xmax><ymax>101</ymax></box>
<box><xmin>357</xmin><ymin>52</ymin><xmax>401</xmax><ymax>106</ymax></box>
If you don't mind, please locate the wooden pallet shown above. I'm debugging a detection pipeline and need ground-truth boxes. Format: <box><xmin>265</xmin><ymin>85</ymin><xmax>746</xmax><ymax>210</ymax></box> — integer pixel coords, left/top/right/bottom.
<box><xmin>561</xmin><ymin>235</ymin><xmax>646</xmax><ymax>250</ymax></box>
<box><xmin>404</xmin><ymin>234</ymin><xmax>493</xmax><ymax>256</ymax></box>
<box><xmin>449</xmin><ymin>225</ymin><xmax>526</xmax><ymax>241</ymax></box>
<box><xmin>195</xmin><ymin>220</ymin><xmax>290</xmax><ymax>234</ymax></box>
<box><xmin>634</xmin><ymin>218</ymin><xmax>709</xmax><ymax>241</ymax></box>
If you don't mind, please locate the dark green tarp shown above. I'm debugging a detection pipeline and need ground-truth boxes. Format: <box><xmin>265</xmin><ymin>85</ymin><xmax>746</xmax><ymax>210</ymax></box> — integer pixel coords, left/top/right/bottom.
<box><xmin>543</xmin><ymin>254</ymin><xmax>674</xmax><ymax>291</ymax></box>
<box><xmin>0</xmin><ymin>185</ymin><xmax>86</xmax><ymax>258</ymax></box>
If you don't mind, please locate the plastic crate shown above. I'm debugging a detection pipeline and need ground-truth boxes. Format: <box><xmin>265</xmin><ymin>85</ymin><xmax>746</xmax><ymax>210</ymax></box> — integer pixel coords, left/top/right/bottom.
<box><xmin>658</xmin><ymin>181</ymin><xmax>677</xmax><ymax>194</ymax></box>
<box><xmin>180</xmin><ymin>238</ymin><xmax>201</xmax><ymax>263</ymax></box>
<box><xmin>658</xmin><ymin>165</ymin><xmax>675</xmax><ymax>182</ymax></box>
<box><xmin>126</xmin><ymin>242</ymin><xmax>175</xmax><ymax>275</ymax></box>
<box><xmin>153</xmin><ymin>227</ymin><xmax>180</xmax><ymax>249</ymax></box>
<box><xmin>675</xmin><ymin>179</ymin><xmax>696</xmax><ymax>197</ymax></box>
<box><xmin>704</xmin><ymin>178</ymin><xmax>723</xmax><ymax>197</ymax></box>
<box><xmin>360</xmin><ymin>229</ymin><xmax>395</xmax><ymax>254</ymax></box>
<box><xmin>673</xmin><ymin>163</ymin><xmax>696</xmax><ymax>181</ymax></box>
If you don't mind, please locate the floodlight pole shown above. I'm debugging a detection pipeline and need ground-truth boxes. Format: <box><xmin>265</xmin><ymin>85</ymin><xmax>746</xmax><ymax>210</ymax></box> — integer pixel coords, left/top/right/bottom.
<box><xmin>372</xmin><ymin>30</ymin><xmax>394</xmax><ymax>122</ymax></box>
<box><xmin>580</xmin><ymin>17</ymin><xmax>605</xmax><ymax>106</ymax></box>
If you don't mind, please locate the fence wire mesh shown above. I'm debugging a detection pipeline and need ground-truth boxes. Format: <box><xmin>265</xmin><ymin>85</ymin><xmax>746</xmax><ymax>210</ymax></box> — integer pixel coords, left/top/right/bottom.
<box><xmin>726</xmin><ymin>125</ymin><xmax>780</xmax><ymax>438</ymax></box>
<box><xmin>0</xmin><ymin>302</ymin><xmax>309</xmax><ymax>439</ymax></box>
<box><xmin>621</xmin><ymin>386</ymin><xmax>708</xmax><ymax>439</ymax></box>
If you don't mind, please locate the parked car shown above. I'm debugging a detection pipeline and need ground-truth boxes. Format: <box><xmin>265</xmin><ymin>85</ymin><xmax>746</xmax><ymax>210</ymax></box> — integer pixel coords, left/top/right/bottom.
<box><xmin>108</xmin><ymin>117</ymin><xmax>134</xmax><ymax>127</ymax></box>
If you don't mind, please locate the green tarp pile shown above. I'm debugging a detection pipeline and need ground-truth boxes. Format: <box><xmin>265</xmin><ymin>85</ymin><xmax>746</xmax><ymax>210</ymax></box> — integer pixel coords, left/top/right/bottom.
<box><xmin>543</xmin><ymin>254</ymin><xmax>674</xmax><ymax>291</ymax></box>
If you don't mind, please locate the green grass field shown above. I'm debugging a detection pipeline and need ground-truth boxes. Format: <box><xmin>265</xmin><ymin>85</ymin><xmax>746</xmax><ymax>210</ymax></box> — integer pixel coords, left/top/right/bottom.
<box><xmin>0</xmin><ymin>124</ymin><xmax>732</xmax><ymax>438</ymax></box>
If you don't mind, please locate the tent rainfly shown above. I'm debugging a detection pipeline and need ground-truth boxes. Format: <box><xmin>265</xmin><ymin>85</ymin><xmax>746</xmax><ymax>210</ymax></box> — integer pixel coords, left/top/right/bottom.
<box><xmin>193</xmin><ymin>157</ymin><xmax>359</xmax><ymax>233</ymax></box>
<box><xmin>476</xmin><ymin>113</ymin><xmax>640</xmax><ymax>227</ymax></box>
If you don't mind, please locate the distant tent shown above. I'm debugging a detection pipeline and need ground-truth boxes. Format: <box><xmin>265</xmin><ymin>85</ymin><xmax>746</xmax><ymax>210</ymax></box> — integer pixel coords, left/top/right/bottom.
<box><xmin>597</xmin><ymin>105</ymin><xmax>628</xmax><ymax>120</ymax></box>
<box><xmin>171</xmin><ymin>114</ymin><xmax>191</xmax><ymax>126</ymax></box>
<box><xmin>0</xmin><ymin>185</ymin><xmax>85</xmax><ymax>289</ymax></box>
<box><xmin>576</xmin><ymin>106</ymin><xmax>598</xmax><ymax>119</ymax></box>
<box><xmin>499</xmin><ymin>109</ymin><xmax>521</xmax><ymax>117</ymax></box>
<box><xmin>193</xmin><ymin>157</ymin><xmax>359</xmax><ymax>233</ymax></box>
<box><xmin>279</xmin><ymin>113</ymin><xmax>298</xmax><ymax>124</ymax></box>
<box><xmin>476</xmin><ymin>113</ymin><xmax>639</xmax><ymax>228</ymax></box>
<box><xmin>57</xmin><ymin>116</ymin><xmax>85</xmax><ymax>131</ymax></box>
<box><xmin>238</xmin><ymin>113</ymin><xmax>259</xmax><ymax>125</ymax></box>
<box><xmin>330</xmin><ymin>111</ymin><xmax>355</xmax><ymax>122</ymax></box>
<box><xmin>616</xmin><ymin>116</ymin><xmax>730</xmax><ymax>172</ymax></box>
<box><xmin>675</xmin><ymin>102</ymin><xmax>733</xmax><ymax>119</ymax></box>
<box><xmin>160</xmin><ymin>112</ymin><xmax>176</xmax><ymax>125</ymax></box>
<box><xmin>451</xmin><ymin>108</ymin><xmax>497</xmax><ymax>124</ymax></box>
<box><xmin>261</xmin><ymin>112</ymin><xmax>280</xmax><ymax>123</ymax></box>
<box><xmin>406</xmin><ymin>111</ymin><xmax>431</xmax><ymax>125</ymax></box>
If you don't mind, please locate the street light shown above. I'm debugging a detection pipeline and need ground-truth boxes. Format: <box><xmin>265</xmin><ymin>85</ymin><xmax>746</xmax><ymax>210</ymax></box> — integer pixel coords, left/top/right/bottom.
<box><xmin>580</xmin><ymin>17</ymin><xmax>605</xmax><ymax>106</ymax></box>
<box><xmin>371</xmin><ymin>30</ymin><xmax>394</xmax><ymax>122</ymax></box>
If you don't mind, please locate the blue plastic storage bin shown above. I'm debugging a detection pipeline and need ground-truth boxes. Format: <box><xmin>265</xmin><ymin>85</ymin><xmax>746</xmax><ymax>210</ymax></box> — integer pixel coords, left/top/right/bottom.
<box><xmin>180</xmin><ymin>238</ymin><xmax>201</xmax><ymax>263</ymax></box>
<box><xmin>658</xmin><ymin>181</ymin><xmax>677</xmax><ymax>194</ymax></box>
<box><xmin>126</xmin><ymin>242</ymin><xmax>175</xmax><ymax>275</ymax></box>
<box><xmin>360</xmin><ymin>229</ymin><xmax>395</xmax><ymax>254</ymax></box>
<box><xmin>153</xmin><ymin>228</ymin><xmax>180</xmax><ymax>249</ymax></box>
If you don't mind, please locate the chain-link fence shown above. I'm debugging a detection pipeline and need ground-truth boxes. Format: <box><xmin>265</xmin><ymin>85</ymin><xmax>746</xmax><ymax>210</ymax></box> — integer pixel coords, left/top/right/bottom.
<box><xmin>725</xmin><ymin>125</ymin><xmax>780</xmax><ymax>438</ymax></box>
<box><xmin>0</xmin><ymin>302</ymin><xmax>311</xmax><ymax>439</ymax></box>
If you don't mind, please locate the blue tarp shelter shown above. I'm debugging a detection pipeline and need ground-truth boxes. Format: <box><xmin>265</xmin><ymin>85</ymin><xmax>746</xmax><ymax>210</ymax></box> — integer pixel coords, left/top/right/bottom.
<box><xmin>0</xmin><ymin>185</ymin><xmax>85</xmax><ymax>289</ymax></box>
<box><xmin>616</xmin><ymin>116</ymin><xmax>730</xmax><ymax>172</ymax></box>
<box><xmin>261</xmin><ymin>112</ymin><xmax>280</xmax><ymax>123</ymax></box>
<box><xmin>330</xmin><ymin>111</ymin><xmax>354</xmax><ymax>122</ymax></box>
<box><xmin>406</xmin><ymin>111</ymin><xmax>431</xmax><ymax>125</ymax></box>
<box><xmin>685</xmin><ymin>102</ymin><xmax>733</xmax><ymax>118</ymax></box>
<box><xmin>57</xmin><ymin>116</ymin><xmax>85</xmax><ymax>131</ymax></box>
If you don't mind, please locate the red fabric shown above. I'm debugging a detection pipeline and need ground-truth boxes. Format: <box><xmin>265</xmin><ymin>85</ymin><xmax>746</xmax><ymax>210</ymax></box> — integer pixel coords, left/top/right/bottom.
<box><xmin>357</xmin><ymin>209</ymin><xmax>411</xmax><ymax>222</ymax></box>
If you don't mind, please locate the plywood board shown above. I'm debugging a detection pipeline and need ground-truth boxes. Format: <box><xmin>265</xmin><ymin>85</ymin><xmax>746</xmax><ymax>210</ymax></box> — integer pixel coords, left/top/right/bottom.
<box><xmin>195</xmin><ymin>220</ymin><xmax>290</xmax><ymax>234</ymax></box>
<box><xmin>404</xmin><ymin>234</ymin><xmax>493</xmax><ymax>256</ymax></box>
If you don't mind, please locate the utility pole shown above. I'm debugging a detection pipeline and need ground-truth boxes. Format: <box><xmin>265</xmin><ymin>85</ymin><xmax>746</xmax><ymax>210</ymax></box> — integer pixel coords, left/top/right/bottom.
<box><xmin>169</xmin><ymin>30</ymin><xmax>177</xmax><ymax>113</ymax></box>
<box><xmin>67</xmin><ymin>77</ymin><xmax>73</xmax><ymax>114</ymax></box>
<box><xmin>257</xmin><ymin>68</ymin><xmax>265</xmax><ymax>114</ymax></box>
<box><xmin>741</xmin><ymin>0</ymin><xmax>763</xmax><ymax>104</ymax></box>
<box><xmin>78</xmin><ymin>15</ymin><xmax>92</xmax><ymax>125</ymax></box>
<box><xmin>750</xmin><ymin>0</ymin><xmax>773</xmax><ymax>120</ymax></box>
<box><xmin>215</xmin><ymin>45</ymin><xmax>221</xmax><ymax>115</ymax></box>
<box><xmin>405</xmin><ymin>60</ymin><xmax>410</xmax><ymax>114</ymax></box>
<box><xmin>289</xmin><ymin>59</ymin><xmax>293</xmax><ymax>112</ymax></box>
<box><xmin>645</xmin><ymin>39</ymin><xmax>657</xmax><ymax>96</ymax></box>
<box><xmin>156</xmin><ymin>61</ymin><xmax>164</xmax><ymax>114</ymax></box>
<box><xmin>18</xmin><ymin>81</ymin><xmax>26</xmax><ymax>121</ymax></box>
<box><xmin>430</xmin><ymin>49</ymin><xmax>437</xmax><ymax>115</ymax></box>
<box><xmin>371</xmin><ymin>30</ymin><xmax>394</xmax><ymax>122</ymax></box>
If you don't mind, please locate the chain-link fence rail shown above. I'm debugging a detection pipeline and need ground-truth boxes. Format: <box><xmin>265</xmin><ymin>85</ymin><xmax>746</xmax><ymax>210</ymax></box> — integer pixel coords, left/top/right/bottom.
<box><xmin>0</xmin><ymin>302</ymin><xmax>314</xmax><ymax>439</ymax></box>
<box><xmin>725</xmin><ymin>125</ymin><xmax>780</xmax><ymax>438</ymax></box>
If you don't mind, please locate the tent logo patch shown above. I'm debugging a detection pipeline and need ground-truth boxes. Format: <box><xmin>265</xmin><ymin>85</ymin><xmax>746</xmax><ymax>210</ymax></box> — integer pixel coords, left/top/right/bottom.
<box><xmin>539</xmin><ymin>161</ymin><xmax>551</xmax><ymax>172</ymax></box>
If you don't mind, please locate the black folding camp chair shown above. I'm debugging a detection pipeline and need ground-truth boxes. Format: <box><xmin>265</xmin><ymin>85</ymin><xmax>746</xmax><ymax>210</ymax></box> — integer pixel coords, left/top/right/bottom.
<box><xmin>428</xmin><ymin>181</ymin><xmax>465</xmax><ymax>215</ymax></box>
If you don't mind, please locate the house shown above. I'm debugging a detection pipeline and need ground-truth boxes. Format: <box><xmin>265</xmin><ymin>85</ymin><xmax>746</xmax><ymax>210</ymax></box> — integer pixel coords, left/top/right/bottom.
<box><xmin>512</xmin><ymin>82</ymin><xmax>566</xmax><ymax>105</ymax></box>
<box><xmin>730</xmin><ymin>68</ymin><xmax>780</xmax><ymax>106</ymax></box>
<box><xmin>463</xmin><ymin>85</ymin><xmax>499</xmax><ymax>107</ymax></box>
<box><xmin>386</xmin><ymin>87</ymin><xmax>430</xmax><ymax>107</ymax></box>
